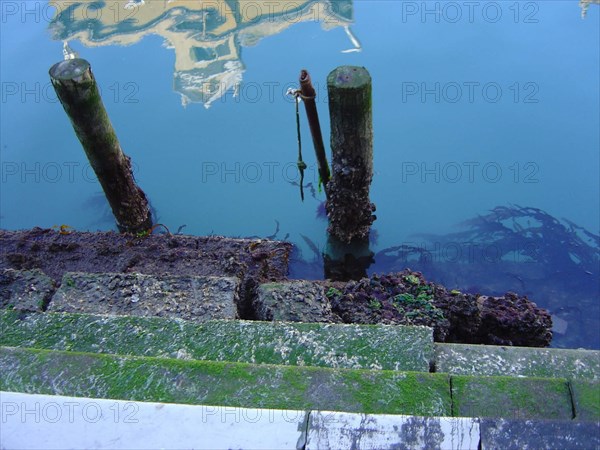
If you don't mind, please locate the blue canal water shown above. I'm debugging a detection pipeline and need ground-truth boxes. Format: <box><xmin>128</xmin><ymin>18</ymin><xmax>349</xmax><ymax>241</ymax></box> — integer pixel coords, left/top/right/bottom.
<box><xmin>1</xmin><ymin>1</ymin><xmax>598</xmax><ymax>348</ymax></box>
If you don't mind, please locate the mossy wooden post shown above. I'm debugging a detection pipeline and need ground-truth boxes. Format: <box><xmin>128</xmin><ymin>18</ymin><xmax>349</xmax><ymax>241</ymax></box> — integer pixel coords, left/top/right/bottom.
<box><xmin>49</xmin><ymin>58</ymin><xmax>152</xmax><ymax>234</ymax></box>
<box><xmin>299</xmin><ymin>69</ymin><xmax>330</xmax><ymax>195</ymax></box>
<box><xmin>326</xmin><ymin>66</ymin><xmax>376</xmax><ymax>243</ymax></box>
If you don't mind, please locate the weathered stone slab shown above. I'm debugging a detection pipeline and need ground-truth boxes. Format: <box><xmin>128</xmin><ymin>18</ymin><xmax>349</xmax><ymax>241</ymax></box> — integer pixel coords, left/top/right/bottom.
<box><xmin>256</xmin><ymin>281</ymin><xmax>340</xmax><ymax>323</ymax></box>
<box><xmin>0</xmin><ymin>346</ymin><xmax>452</xmax><ymax>416</ymax></box>
<box><xmin>479</xmin><ymin>418</ymin><xmax>600</xmax><ymax>450</ymax></box>
<box><xmin>0</xmin><ymin>310</ymin><xmax>433</xmax><ymax>371</ymax></box>
<box><xmin>451</xmin><ymin>375</ymin><xmax>573</xmax><ymax>420</ymax></box>
<box><xmin>306</xmin><ymin>411</ymin><xmax>480</xmax><ymax>449</ymax></box>
<box><xmin>0</xmin><ymin>269</ymin><xmax>56</xmax><ymax>312</ymax></box>
<box><xmin>571</xmin><ymin>380</ymin><xmax>600</xmax><ymax>421</ymax></box>
<box><xmin>201</xmin><ymin>321</ymin><xmax>434</xmax><ymax>371</ymax></box>
<box><xmin>0</xmin><ymin>229</ymin><xmax>291</xmax><ymax>284</ymax></box>
<box><xmin>0</xmin><ymin>391</ymin><xmax>308</xmax><ymax>450</ymax></box>
<box><xmin>48</xmin><ymin>272</ymin><xmax>238</xmax><ymax>321</ymax></box>
<box><xmin>436</xmin><ymin>343</ymin><xmax>600</xmax><ymax>381</ymax></box>
<box><xmin>0</xmin><ymin>229</ymin><xmax>291</xmax><ymax>319</ymax></box>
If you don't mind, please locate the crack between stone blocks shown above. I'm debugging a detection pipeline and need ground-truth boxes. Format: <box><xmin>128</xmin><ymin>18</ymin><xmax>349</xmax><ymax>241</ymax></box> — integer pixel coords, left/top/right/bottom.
<box><xmin>449</xmin><ymin>374</ymin><xmax>455</xmax><ymax>417</ymax></box>
<box><xmin>42</xmin><ymin>286</ymin><xmax>57</xmax><ymax>312</ymax></box>
<box><xmin>567</xmin><ymin>380</ymin><xmax>577</xmax><ymax>419</ymax></box>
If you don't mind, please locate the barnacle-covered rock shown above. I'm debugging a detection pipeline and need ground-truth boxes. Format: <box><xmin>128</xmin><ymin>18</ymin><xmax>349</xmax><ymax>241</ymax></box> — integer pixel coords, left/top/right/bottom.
<box><xmin>325</xmin><ymin>269</ymin><xmax>553</xmax><ymax>347</ymax></box>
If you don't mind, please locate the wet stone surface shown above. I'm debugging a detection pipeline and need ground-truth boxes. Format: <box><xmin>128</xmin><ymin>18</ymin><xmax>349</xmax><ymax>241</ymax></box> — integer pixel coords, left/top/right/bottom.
<box><xmin>0</xmin><ymin>346</ymin><xmax>452</xmax><ymax>416</ymax></box>
<box><xmin>451</xmin><ymin>375</ymin><xmax>573</xmax><ymax>421</ymax></box>
<box><xmin>479</xmin><ymin>418</ymin><xmax>600</xmax><ymax>450</ymax></box>
<box><xmin>0</xmin><ymin>310</ymin><xmax>434</xmax><ymax>371</ymax></box>
<box><xmin>306</xmin><ymin>411</ymin><xmax>480</xmax><ymax>450</ymax></box>
<box><xmin>49</xmin><ymin>272</ymin><xmax>238</xmax><ymax>321</ymax></box>
<box><xmin>435</xmin><ymin>343</ymin><xmax>600</xmax><ymax>381</ymax></box>
<box><xmin>255</xmin><ymin>281</ymin><xmax>340</xmax><ymax>323</ymax></box>
<box><xmin>570</xmin><ymin>380</ymin><xmax>600</xmax><ymax>421</ymax></box>
<box><xmin>0</xmin><ymin>269</ymin><xmax>56</xmax><ymax>312</ymax></box>
<box><xmin>0</xmin><ymin>229</ymin><xmax>290</xmax><ymax>283</ymax></box>
<box><xmin>0</xmin><ymin>229</ymin><xmax>291</xmax><ymax>319</ymax></box>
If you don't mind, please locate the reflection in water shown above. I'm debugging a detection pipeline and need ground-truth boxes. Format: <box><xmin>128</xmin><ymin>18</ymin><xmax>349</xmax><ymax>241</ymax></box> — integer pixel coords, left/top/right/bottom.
<box><xmin>49</xmin><ymin>0</ymin><xmax>357</xmax><ymax>108</ymax></box>
<box><xmin>62</xmin><ymin>41</ymin><xmax>79</xmax><ymax>60</ymax></box>
<box><xmin>580</xmin><ymin>0</ymin><xmax>600</xmax><ymax>18</ymax></box>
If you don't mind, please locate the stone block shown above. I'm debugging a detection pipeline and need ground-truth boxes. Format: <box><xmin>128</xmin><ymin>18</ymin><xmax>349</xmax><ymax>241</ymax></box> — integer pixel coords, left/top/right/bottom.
<box><xmin>480</xmin><ymin>418</ymin><xmax>600</xmax><ymax>450</ymax></box>
<box><xmin>0</xmin><ymin>310</ymin><xmax>433</xmax><ymax>371</ymax></box>
<box><xmin>571</xmin><ymin>380</ymin><xmax>600</xmax><ymax>421</ymax></box>
<box><xmin>306</xmin><ymin>411</ymin><xmax>480</xmax><ymax>449</ymax></box>
<box><xmin>0</xmin><ymin>346</ymin><xmax>451</xmax><ymax>416</ymax></box>
<box><xmin>0</xmin><ymin>269</ymin><xmax>56</xmax><ymax>312</ymax></box>
<box><xmin>0</xmin><ymin>391</ymin><xmax>307</xmax><ymax>450</ymax></box>
<box><xmin>49</xmin><ymin>272</ymin><xmax>238</xmax><ymax>321</ymax></box>
<box><xmin>255</xmin><ymin>281</ymin><xmax>339</xmax><ymax>323</ymax></box>
<box><xmin>435</xmin><ymin>343</ymin><xmax>600</xmax><ymax>381</ymax></box>
<box><xmin>451</xmin><ymin>375</ymin><xmax>573</xmax><ymax>420</ymax></box>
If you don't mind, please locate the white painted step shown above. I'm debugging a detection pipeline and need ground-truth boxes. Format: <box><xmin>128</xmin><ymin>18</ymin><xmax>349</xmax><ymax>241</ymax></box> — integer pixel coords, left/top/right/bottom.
<box><xmin>0</xmin><ymin>391</ymin><xmax>307</xmax><ymax>450</ymax></box>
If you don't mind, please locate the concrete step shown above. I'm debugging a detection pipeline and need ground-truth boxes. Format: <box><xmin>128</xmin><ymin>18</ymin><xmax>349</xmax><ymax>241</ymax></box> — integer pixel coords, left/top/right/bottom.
<box><xmin>0</xmin><ymin>310</ymin><xmax>433</xmax><ymax>371</ymax></box>
<box><xmin>3</xmin><ymin>309</ymin><xmax>599</xmax><ymax>422</ymax></box>
<box><xmin>0</xmin><ymin>346</ymin><xmax>452</xmax><ymax>417</ymax></box>
<box><xmin>435</xmin><ymin>342</ymin><xmax>600</xmax><ymax>381</ymax></box>
<box><xmin>2</xmin><ymin>344</ymin><xmax>598</xmax><ymax>421</ymax></box>
<box><xmin>3</xmin><ymin>391</ymin><xmax>598</xmax><ymax>450</ymax></box>
<box><xmin>435</xmin><ymin>342</ymin><xmax>600</xmax><ymax>422</ymax></box>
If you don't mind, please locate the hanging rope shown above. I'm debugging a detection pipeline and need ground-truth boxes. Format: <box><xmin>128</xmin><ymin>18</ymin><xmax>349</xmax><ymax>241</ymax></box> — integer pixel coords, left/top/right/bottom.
<box><xmin>287</xmin><ymin>88</ymin><xmax>307</xmax><ymax>201</ymax></box>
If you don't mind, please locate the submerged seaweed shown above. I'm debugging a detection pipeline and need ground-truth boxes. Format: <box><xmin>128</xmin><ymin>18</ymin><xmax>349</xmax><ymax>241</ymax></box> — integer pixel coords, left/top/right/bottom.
<box><xmin>373</xmin><ymin>205</ymin><xmax>599</xmax><ymax>287</ymax></box>
<box><xmin>370</xmin><ymin>205</ymin><xmax>599</xmax><ymax>349</ymax></box>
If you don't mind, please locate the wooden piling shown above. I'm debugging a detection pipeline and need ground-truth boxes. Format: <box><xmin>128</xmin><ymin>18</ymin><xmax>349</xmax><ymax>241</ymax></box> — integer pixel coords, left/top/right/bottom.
<box><xmin>326</xmin><ymin>66</ymin><xmax>376</xmax><ymax>243</ymax></box>
<box><xmin>49</xmin><ymin>58</ymin><xmax>152</xmax><ymax>234</ymax></box>
<box><xmin>324</xmin><ymin>235</ymin><xmax>374</xmax><ymax>281</ymax></box>
<box><xmin>299</xmin><ymin>70</ymin><xmax>330</xmax><ymax>194</ymax></box>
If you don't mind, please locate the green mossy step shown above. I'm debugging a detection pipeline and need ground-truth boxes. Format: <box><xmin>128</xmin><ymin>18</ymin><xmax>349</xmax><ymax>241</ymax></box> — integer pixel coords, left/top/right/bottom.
<box><xmin>451</xmin><ymin>375</ymin><xmax>573</xmax><ymax>420</ymax></box>
<box><xmin>0</xmin><ymin>310</ymin><xmax>434</xmax><ymax>371</ymax></box>
<box><xmin>0</xmin><ymin>346</ymin><xmax>451</xmax><ymax>416</ymax></box>
<box><xmin>435</xmin><ymin>343</ymin><xmax>600</xmax><ymax>381</ymax></box>
<box><xmin>570</xmin><ymin>380</ymin><xmax>600</xmax><ymax>421</ymax></box>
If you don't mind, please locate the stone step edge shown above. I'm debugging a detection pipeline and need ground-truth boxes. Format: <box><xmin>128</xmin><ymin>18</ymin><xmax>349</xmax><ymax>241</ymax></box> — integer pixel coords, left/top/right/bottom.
<box><xmin>434</xmin><ymin>342</ymin><xmax>600</xmax><ymax>382</ymax></box>
<box><xmin>0</xmin><ymin>309</ymin><xmax>433</xmax><ymax>372</ymax></box>
<box><xmin>0</xmin><ymin>345</ymin><xmax>452</xmax><ymax>418</ymax></box>
<box><xmin>3</xmin><ymin>345</ymin><xmax>597</xmax><ymax>421</ymax></box>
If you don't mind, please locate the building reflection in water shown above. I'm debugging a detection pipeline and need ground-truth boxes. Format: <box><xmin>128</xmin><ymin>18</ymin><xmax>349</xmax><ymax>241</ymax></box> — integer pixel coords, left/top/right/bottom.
<box><xmin>49</xmin><ymin>0</ymin><xmax>358</xmax><ymax>108</ymax></box>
